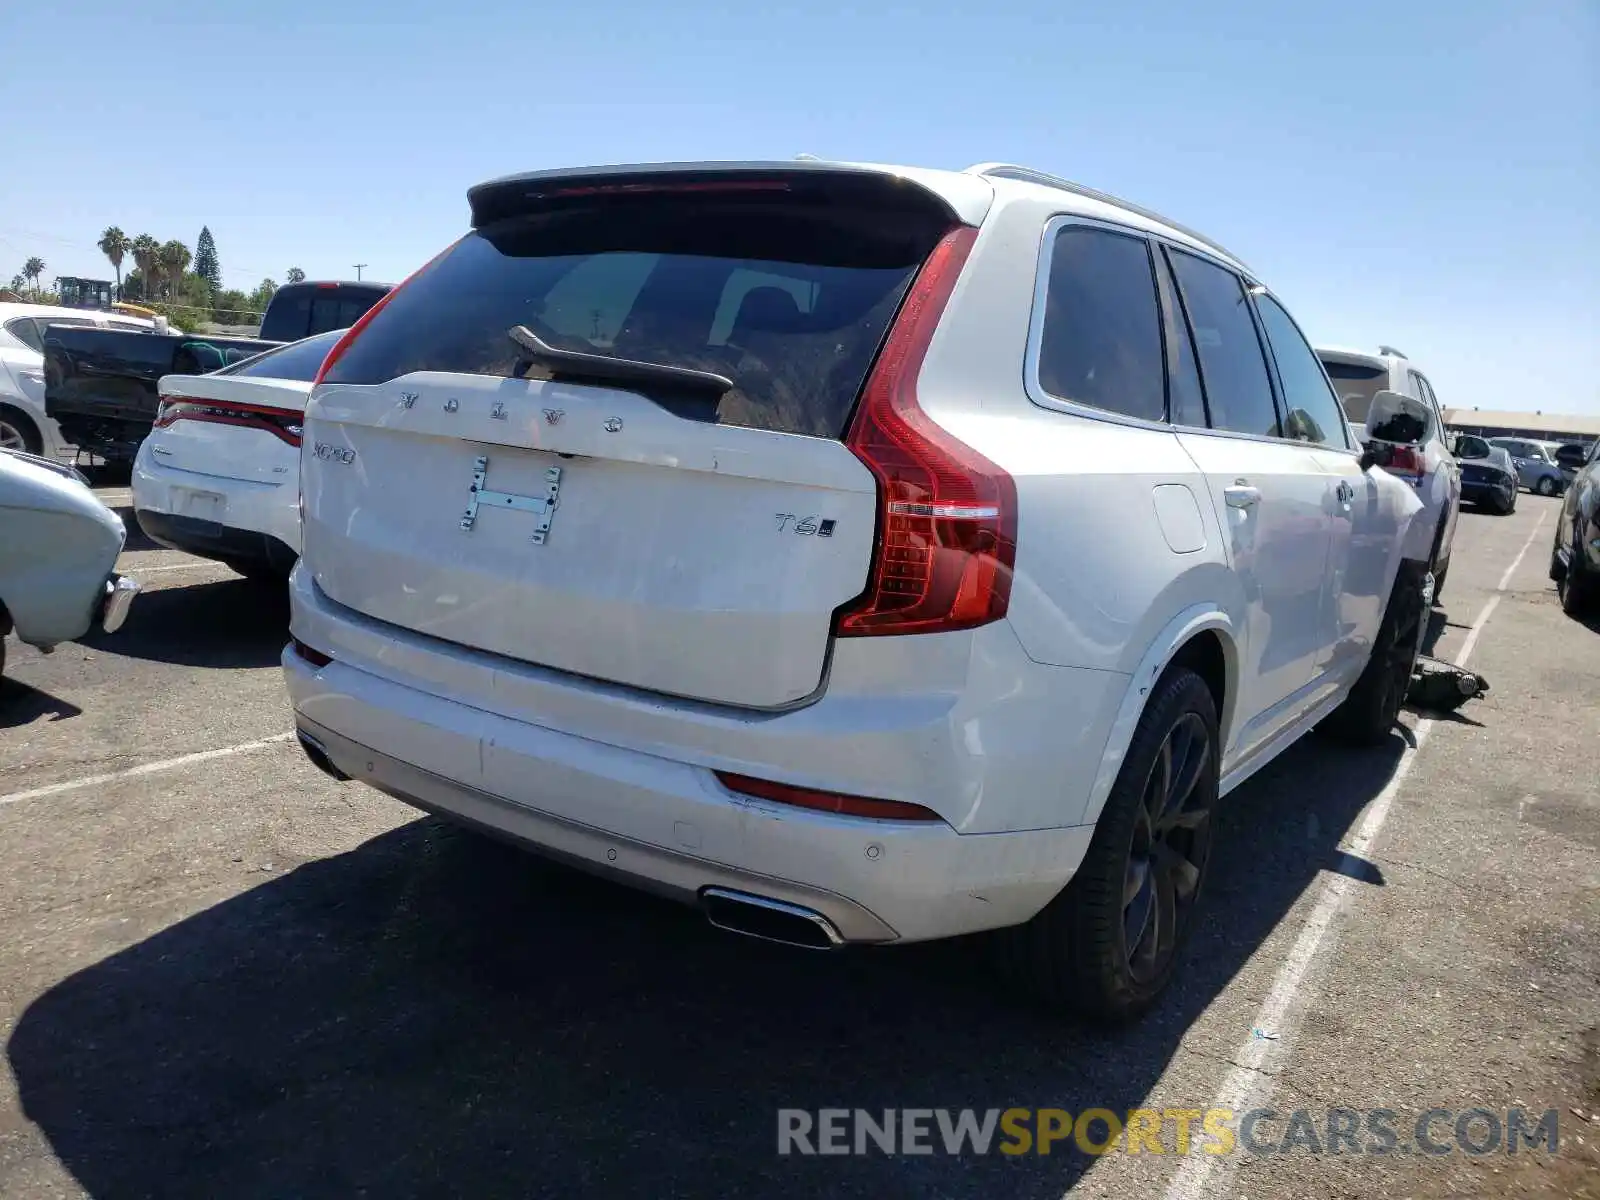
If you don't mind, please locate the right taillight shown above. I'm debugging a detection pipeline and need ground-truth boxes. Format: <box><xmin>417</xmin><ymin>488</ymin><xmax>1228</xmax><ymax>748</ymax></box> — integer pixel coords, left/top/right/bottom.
<box><xmin>836</xmin><ymin>226</ymin><xmax>1017</xmax><ymax>637</ymax></box>
<box><xmin>1383</xmin><ymin>446</ymin><xmax>1425</xmax><ymax>484</ymax></box>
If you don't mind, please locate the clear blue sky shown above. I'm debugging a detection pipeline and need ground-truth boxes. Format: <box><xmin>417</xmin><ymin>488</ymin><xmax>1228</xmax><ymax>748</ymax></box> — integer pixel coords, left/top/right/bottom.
<box><xmin>2</xmin><ymin>0</ymin><xmax>1594</xmax><ymax>415</ymax></box>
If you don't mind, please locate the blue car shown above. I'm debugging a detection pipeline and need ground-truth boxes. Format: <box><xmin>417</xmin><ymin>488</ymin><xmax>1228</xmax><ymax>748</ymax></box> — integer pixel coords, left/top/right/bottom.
<box><xmin>1488</xmin><ymin>437</ymin><xmax>1567</xmax><ymax>496</ymax></box>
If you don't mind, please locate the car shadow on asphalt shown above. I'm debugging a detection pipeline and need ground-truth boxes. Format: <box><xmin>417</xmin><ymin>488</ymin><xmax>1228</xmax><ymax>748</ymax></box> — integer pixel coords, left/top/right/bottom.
<box><xmin>81</xmin><ymin>577</ymin><xmax>288</xmax><ymax>669</ymax></box>
<box><xmin>7</xmin><ymin>724</ymin><xmax>1408</xmax><ymax>1199</ymax></box>
<box><xmin>111</xmin><ymin>506</ymin><xmax>162</xmax><ymax>553</ymax></box>
<box><xmin>0</xmin><ymin>676</ymin><xmax>84</xmax><ymax>727</ymax></box>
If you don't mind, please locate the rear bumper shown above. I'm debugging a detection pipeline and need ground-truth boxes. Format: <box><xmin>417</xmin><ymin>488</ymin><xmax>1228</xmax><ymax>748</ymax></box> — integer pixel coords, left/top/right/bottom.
<box><xmin>282</xmin><ymin>570</ymin><xmax>1112</xmax><ymax>943</ymax></box>
<box><xmin>137</xmin><ymin>509</ymin><xmax>297</xmax><ymax>572</ymax></box>
<box><xmin>132</xmin><ymin>449</ymin><xmax>301</xmax><ymax>568</ymax></box>
<box><xmin>285</xmin><ymin>658</ymin><xmax>1093</xmax><ymax>943</ymax></box>
<box><xmin>1461</xmin><ymin>477</ymin><xmax>1514</xmax><ymax>504</ymax></box>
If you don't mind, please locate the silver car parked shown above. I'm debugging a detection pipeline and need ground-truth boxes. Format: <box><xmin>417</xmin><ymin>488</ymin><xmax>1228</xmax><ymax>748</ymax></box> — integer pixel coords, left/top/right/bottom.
<box><xmin>0</xmin><ymin>449</ymin><xmax>139</xmax><ymax>678</ymax></box>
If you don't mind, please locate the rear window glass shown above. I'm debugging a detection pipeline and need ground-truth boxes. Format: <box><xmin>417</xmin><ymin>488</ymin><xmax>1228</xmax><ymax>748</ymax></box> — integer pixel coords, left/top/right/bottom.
<box><xmin>260</xmin><ymin>292</ymin><xmax>311</xmax><ymax>342</ymax></box>
<box><xmin>310</xmin><ymin>295</ymin><xmax>379</xmax><ymax>335</ymax></box>
<box><xmin>1320</xmin><ymin>360</ymin><xmax>1386</xmax><ymax>423</ymax></box>
<box><xmin>218</xmin><ymin>329</ymin><xmax>345</xmax><ymax>381</ymax></box>
<box><xmin>321</xmin><ymin>196</ymin><xmax>949</xmax><ymax>438</ymax></box>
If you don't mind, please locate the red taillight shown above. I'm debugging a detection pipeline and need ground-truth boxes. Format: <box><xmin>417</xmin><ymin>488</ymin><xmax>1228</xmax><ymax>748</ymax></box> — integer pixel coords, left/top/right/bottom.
<box><xmin>715</xmin><ymin>772</ymin><xmax>943</xmax><ymax>822</ymax></box>
<box><xmin>835</xmin><ymin>226</ymin><xmax>1016</xmax><ymax>637</ymax></box>
<box><xmin>292</xmin><ymin>638</ymin><xmax>332</xmax><ymax>667</ymax></box>
<box><xmin>154</xmin><ymin>395</ymin><xmax>303</xmax><ymax>446</ymax></box>
<box><xmin>1383</xmin><ymin>446</ymin><xmax>1425</xmax><ymax>482</ymax></box>
<box><xmin>312</xmin><ymin>238</ymin><xmax>461</xmax><ymax>386</ymax></box>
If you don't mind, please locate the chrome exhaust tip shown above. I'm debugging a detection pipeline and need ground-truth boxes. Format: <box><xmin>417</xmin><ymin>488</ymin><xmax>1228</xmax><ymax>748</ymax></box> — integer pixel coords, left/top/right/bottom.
<box><xmin>297</xmin><ymin>730</ymin><xmax>351</xmax><ymax>782</ymax></box>
<box><xmin>701</xmin><ymin>887</ymin><xmax>844</xmax><ymax>950</ymax></box>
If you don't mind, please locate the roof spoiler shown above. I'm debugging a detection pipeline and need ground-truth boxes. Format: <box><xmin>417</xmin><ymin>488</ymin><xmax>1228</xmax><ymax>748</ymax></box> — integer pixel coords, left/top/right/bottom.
<box><xmin>466</xmin><ymin>162</ymin><xmax>984</xmax><ymax>229</ymax></box>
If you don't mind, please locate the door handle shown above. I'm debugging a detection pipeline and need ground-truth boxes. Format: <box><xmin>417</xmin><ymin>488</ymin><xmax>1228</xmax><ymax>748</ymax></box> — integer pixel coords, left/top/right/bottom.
<box><xmin>1224</xmin><ymin>484</ymin><xmax>1261</xmax><ymax>510</ymax></box>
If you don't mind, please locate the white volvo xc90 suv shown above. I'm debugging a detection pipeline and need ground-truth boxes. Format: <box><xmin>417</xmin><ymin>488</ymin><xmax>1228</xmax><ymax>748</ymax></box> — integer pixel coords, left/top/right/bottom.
<box><xmin>284</xmin><ymin>160</ymin><xmax>1428</xmax><ymax>1020</ymax></box>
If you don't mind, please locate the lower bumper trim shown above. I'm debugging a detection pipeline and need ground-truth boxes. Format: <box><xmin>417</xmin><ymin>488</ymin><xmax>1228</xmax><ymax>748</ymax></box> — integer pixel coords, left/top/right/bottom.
<box><xmin>295</xmin><ymin>716</ymin><xmax>903</xmax><ymax>943</ymax></box>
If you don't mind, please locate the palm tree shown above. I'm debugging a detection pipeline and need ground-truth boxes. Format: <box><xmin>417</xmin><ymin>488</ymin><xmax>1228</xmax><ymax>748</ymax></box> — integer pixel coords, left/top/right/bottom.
<box><xmin>23</xmin><ymin>257</ymin><xmax>45</xmax><ymax>296</ymax></box>
<box><xmin>98</xmin><ymin>227</ymin><xmax>131</xmax><ymax>298</ymax></box>
<box><xmin>130</xmin><ymin>234</ymin><xmax>160</xmax><ymax>301</ymax></box>
<box><xmin>286</xmin><ymin>267</ymin><xmax>306</xmax><ymax>285</ymax></box>
<box><xmin>158</xmin><ymin>239</ymin><xmax>190</xmax><ymax>301</ymax></box>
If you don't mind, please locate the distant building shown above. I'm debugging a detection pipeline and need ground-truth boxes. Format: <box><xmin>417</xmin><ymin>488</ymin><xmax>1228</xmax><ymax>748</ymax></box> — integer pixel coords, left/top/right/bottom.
<box><xmin>1443</xmin><ymin>408</ymin><xmax>1600</xmax><ymax>446</ymax></box>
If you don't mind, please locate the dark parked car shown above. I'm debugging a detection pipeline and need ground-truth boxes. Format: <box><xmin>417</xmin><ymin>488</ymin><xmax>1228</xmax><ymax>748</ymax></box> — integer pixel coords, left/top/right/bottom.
<box><xmin>42</xmin><ymin>280</ymin><xmax>389</xmax><ymax>462</ymax></box>
<box><xmin>1554</xmin><ymin>442</ymin><xmax>1591</xmax><ymax>488</ymax></box>
<box><xmin>1451</xmin><ymin>434</ymin><xmax>1518</xmax><ymax>515</ymax></box>
<box><xmin>1550</xmin><ymin>439</ymin><xmax>1600</xmax><ymax>618</ymax></box>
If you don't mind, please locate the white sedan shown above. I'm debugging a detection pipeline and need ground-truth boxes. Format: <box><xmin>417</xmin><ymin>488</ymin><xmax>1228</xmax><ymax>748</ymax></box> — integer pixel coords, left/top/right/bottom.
<box><xmin>0</xmin><ymin>303</ymin><xmax>160</xmax><ymax>459</ymax></box>
<box><xmin>131</xmin><ymin>330</ymin><xmax>342</xmax><ymax>580</ymax></box>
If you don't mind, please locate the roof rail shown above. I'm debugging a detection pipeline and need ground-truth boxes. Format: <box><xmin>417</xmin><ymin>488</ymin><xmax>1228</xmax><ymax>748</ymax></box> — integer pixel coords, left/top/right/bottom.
<box><xmin>965</xmin><ymin>162</ymin><xmax>1250</xmax><ymax>270</ymax></box>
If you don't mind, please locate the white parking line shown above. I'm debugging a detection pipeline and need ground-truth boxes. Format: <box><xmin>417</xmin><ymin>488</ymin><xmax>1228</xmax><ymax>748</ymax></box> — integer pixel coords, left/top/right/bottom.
<box><xmin>0</xmin><ymin>733</ymin><xmax>294</xmax><ymax>808</ymax></box>
<box><xmin>127</xmin><ymin>560</ymin><xmax>227</xmax><ymax>575</ymax></box>
<box><xmin>1159</xmin><ymin>512</ymin><xmax>1549</xmax><ymax>1200</ymax></box>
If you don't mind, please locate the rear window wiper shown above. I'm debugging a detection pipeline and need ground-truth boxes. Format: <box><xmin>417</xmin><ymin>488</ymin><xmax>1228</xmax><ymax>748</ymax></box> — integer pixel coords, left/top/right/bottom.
<box><xmin>507</xmin><ymin>325</ymin><xmax>733</xmax><ymax>405</ymax></box>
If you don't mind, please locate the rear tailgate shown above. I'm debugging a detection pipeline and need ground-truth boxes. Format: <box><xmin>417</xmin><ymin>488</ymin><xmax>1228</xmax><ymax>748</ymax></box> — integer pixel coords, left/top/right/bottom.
<box><xmin>303</xmin><ymin>167</ymin><xmax>978</xmax><ymax>709</ymax></box>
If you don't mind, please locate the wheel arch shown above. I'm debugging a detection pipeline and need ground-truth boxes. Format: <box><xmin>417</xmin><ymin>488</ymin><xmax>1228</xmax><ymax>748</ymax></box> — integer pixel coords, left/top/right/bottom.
<box><xmin>1076</xmin><ymin>605</ymin><xmax>1239</xmax><ymax>828</ymax></box>
<box><xmin>0</xmin><ymin>402</ymin><xmax>43</xmax><ymax>453</ymax></box>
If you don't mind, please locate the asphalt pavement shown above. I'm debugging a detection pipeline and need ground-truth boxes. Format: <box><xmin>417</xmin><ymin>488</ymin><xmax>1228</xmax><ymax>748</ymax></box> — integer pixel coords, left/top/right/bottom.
<box><xmin>0</xmin><ymin>486</ymin><xmax>1595</xmax><ymax>1200</ymax></box>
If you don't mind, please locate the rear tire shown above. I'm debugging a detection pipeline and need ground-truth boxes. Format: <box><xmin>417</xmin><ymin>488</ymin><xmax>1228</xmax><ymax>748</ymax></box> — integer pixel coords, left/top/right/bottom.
<box><xmin>1559</xmin><ymin>531</ymin><xmax>1595</xmax><ymax>617</ymax></box>
<box><xmin>1324</xmin><ymin>561</ymin><xmax>1427</xmax><ymax>745</ymax></box>
<box><xmin>1431</xmin><ymin>555</ymin><xmax>1449</xmax><ymax>601</ymax></box>
<box><xmin>1002</xmin><ymin>667</ymin><xmax>1219</xmax><ymax>1023</ymax></box>
<box><xmin>1536</xmin><ymin>476</ymin><xmax>1556</xmax><ymax>497</ymax></box>
<box><xmin>0</xmin><ymin>406</ymin><xmax>42</xmax><ymax>456</ymax></box>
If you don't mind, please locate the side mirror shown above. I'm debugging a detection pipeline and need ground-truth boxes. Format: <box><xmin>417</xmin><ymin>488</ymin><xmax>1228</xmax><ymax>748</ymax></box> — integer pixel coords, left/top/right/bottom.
<box><xmin>1364</xmin><ymin>390</ymin><xmax>1432</xmax><ymax>448</ymax></box>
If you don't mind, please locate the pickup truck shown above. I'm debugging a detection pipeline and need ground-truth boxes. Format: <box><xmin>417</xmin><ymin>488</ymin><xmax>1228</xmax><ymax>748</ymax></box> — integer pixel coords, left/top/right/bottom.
<box><xmin>43</xmin><ymin>280</ymin><xmax>389</xmax><ymax>462</ymax></box>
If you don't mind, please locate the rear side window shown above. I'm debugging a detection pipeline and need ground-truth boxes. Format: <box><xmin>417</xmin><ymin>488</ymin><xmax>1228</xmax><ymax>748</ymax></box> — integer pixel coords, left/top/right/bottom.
<box><xmin>1320</xmin><ymin>360</ymin><xmax>1387</xmax><ymax>424</ymax></box>
<box><xmin>1034</xmin><ymin>226</ymin><xmax>1165</xmax><ymax>422</ymax></box>
<box><xmin>8</xmin><ymin>316</ymin><xmax>96</xmax><ymax>352</ymax></box>
<box><xmin>1168</xmin><ymin>251</ymin><xmax>1280</xmax><ymax>438</ymax></box>
<box><xmin>320</xmin><ymin>195</ymin><xmax>950</xmax><ymax>439</ymax></box>
<box><xmin>219</xmin><ymin>329</ymin><xmax>345</xmax><ymax>381</ymax></box>
<box><xmin>1253</xmin><ymin>293</ymin><xmax>1349</xmax><ymax>449</ymax></box>
<box><xmin>4</xmin><ymin>318</ymin><xmax>43</xmax><ymax>352</ymax></box>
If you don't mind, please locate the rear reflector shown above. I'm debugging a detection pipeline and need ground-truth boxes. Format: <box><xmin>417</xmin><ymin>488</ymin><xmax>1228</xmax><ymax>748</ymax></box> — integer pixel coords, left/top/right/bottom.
<box><xmin>292</xmin><ymin>638</ymin><xmax>332</xmax><ymax>667</ymax></box>
<box><xmin>836</xmin><ymin>225</ymin><xmax>1017</xmax><ymax>637</ymax></box>
<box><xmin>715</xmin><ymin>772</ymin><xmax>943</xmax><ymax>822</ymax></box>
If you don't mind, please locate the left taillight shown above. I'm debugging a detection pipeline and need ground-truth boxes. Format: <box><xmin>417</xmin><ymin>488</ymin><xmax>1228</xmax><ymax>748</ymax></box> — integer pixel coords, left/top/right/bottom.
<box><xmin>153</xmin><ymin>396</ymin><xmax>303</xmax><ymax>446</ymax></box>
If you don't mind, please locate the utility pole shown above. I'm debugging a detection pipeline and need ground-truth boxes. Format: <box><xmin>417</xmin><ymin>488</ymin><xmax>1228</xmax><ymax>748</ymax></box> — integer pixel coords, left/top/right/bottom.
<box><xmin>352</xmin><ymin>263</ymin><xmax>367</xmax><ymax>281</ymax></box>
